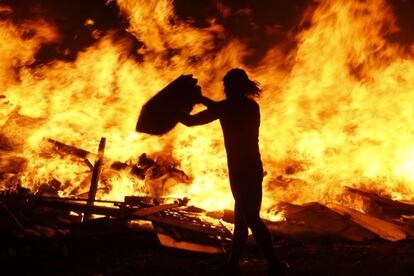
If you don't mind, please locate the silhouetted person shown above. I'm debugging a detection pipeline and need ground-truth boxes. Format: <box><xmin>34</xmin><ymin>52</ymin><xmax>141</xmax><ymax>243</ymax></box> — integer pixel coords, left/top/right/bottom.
<box><xmin>180</xmin><ymin>68</ymin><xmax>288</xmax><ymax>275</ymax></box>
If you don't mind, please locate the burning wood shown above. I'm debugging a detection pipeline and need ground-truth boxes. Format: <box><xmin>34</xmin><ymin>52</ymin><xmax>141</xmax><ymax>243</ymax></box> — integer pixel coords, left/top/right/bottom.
<box><xmin>328</xmin><ymin>203</ymin><xmax>408</xmax><ymax>241</ymax></box>
<box><xmin>0</xmin><ymin>187</ymin><xmax>231</xmax><ymax>254</ymax></box>
<box><xmin>267</xmin><ymin>202</ymin><xmax>378</xmax><ymax>242</ymax></box>
<box><xmin>3</xmin><ymin>134</ymin><xmax>414</xmax><ymax>252</ymax></box>
<box><xmin>85</xmin><ymin>137</ymin><xmax>106</xmax><ymax>221</ymax></box>
<box><xmin>145</xmin><ymin>205</ymin><xmax>232</xmax><ymax>253</ymax></box>
<box><xmin>346</xmin><ymin>187</ymin><xmax>414</xmax><ymax>218</ymax></box>
<box><xmin>2</xmin><ymin>1</ymin><xmax>414</xmax><ymax>273</ymax></box>
<box><xmin>45</xmin><ymin>138</ymin><xmax>191</xmax><ymax>198</ymax></box>
<box><xmin>3</xmin><ymin>135</ymin><xmax>414</xmax><ymax>251</ymax></box>
<box><xmin>47</xmin><ymin>138</ymin><xmax>150</xmax><ymax>178</ymax></box>
<box><xmin>36</xmin><ymin>195</ymin><xmax>186</xmax><ymax>219</ymax></box>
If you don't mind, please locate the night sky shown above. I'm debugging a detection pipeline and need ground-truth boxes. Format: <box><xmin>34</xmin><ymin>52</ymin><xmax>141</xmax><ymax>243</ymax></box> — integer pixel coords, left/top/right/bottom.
<box><xmin>1</xmin><ymin>0</ymin><xmax>414</xmax><ymax>65</ymax></box>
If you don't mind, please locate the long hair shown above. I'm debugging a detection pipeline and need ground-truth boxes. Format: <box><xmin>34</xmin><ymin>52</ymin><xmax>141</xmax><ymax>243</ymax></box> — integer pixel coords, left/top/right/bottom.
<box><xmin>223</xmin><ymin>68</ymin><xmax>262</xmax><ymax>98</ymax></box>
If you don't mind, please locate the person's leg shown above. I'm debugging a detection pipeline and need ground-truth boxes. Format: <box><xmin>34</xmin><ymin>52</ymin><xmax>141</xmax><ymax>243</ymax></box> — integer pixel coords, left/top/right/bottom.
<box><xmin>227</xmin><ymin>201</ymin><xmax>248</xmax><ymax>267</ymax></box>
<box><xmin>243</xmin><ymin>173</ymin><xmax>288</xmax><ymax>273</ymax></box>
<box><xmin>244</xmin><ymin>195</ymin><xmax>279</xmax><ymax>266</ymax></box>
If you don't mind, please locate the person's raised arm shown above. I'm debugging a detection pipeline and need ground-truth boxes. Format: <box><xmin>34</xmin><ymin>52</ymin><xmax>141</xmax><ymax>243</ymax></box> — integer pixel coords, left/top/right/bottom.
<box><xmin>199</xmin><ymin>95</ymin><xmax>218</xmax><ymax>109</ymax></box>
<box><xmin>179</xmin><ymin>106</ymin><xmax>220</xmax><ymax>127</ymax></box>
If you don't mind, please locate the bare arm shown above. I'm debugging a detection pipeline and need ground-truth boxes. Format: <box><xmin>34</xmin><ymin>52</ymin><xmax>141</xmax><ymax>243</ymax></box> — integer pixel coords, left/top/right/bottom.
<box><xmin>199</xmin><ymin>95</ymin><xmax>218</xmax><ymax>109</ymax></box>
<box><xmin>179</xmin><ymin>107</ymin><xmax>220</xmax><ymax>127</ymax></box>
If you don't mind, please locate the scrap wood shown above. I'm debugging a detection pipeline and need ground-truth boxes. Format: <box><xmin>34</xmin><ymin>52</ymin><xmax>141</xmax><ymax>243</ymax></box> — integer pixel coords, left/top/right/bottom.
<box><xmin>0</xmin><ymin>199</ymin><xmax>25</xmax><ymax>231</ymax></box>
<box><xmin>85</xmin><ymin>137</ymin><xmax>106</xmax><ymax>221</ymax></box>
<box><xmin>37</xmin><ymin>197</ymin><xmax>125</xmax><ymax>217</ymax></box>
<box><xmin>47</xmin><ymin>138</ymin><xmax>90</xmax><ymax>159</ymax></box>
<box><xmin>153</xmin><ymin>216</ymin><xmax>230</xmax><ymax>254</ymax></box>
<box><xmin>267</xmin><ymin>202</ymin><xmax>377</xmax><ymax>242</ymax></box>
<box><xmin>34</xmin><ymin>225</ymin><xmax>57</xmax><ymax>238</ymax></box>
<box><xmin>154</xmin><ymin>231</ymin><xmax>224</xmax><ymax>254</ymax></box>
<box><xmin>149</xmin><ymin>209</ymin><xmax>232</xmax><ymax>254</ymax></box>
<box><xmin>46</xmin><ymin>138</ymin><xmax>191</xmax><ymax>183</ymax></box>
<box><xmin>131</xmin><ymin>203</ymin><xmax>180</xmax><ymax>217</ymax></box>
<box><xmin>47</xmin><ymin>138</ymin><xmax>141</xmax><ymax>175</ymax></box>
<box><xmin>37</xmin><ymin>196</ymin><xmax>183</xmax><ymax>219</ymax></box>
<box><xmin>40</xmin><ymin>194</ymin><xmax>180</xmax><ymax>208</ymax></box>
<box><xmin>267</xmin><ymin>220</ymin><xmax>377</xmax><ymax>242</ymax></box>
<box><xmin>39</xmin><ymin>195</ymin><xmax>123</xmax><ymax>205</ymax></box>
<box><xmin>328</xmin><ymin>203</ymin><xmax>408</xmax><ymax>241</ymax></box>
<box><xmin>346</xmin><ymin>187</ymin><xmax>414</xmax><ymax>217</ymax></box>
<box><xmin>148</xmin><ymin>215</ymin><xmax>230</xmax><ymax>237</ymax></box>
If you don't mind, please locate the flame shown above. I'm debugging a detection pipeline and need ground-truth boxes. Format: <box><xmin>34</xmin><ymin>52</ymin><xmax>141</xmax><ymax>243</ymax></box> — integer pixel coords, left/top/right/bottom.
<box><xmin>1</xmin><ymin>0</ymin><xmax>414</xmax><ymax>215</ymax></box>
<box><xmin>258</xmin><ymin>0</ymin><xmax>414</xmax><ymax>208</ymax></box>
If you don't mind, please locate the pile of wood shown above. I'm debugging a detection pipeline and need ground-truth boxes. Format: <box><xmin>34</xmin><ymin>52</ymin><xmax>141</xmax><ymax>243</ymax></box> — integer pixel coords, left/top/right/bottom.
<box><xmin>0</xmin><ymin>188</ymin><xmax>233</xmax><ymax>255</ymax></box>
<box><xmin>262</xmin><ymin>187</ymin><xmax>414</xmax><ymax>243</ymax></box>
<box><xmin>2</xmin><ymin>136</ymin><xmax>414</xmax><ymax>258</ymax></box>
<box><xmin>0</xmin><ymin>137</ymin><xmax>231</xmax><ymax>256</ymax></box>
<box><xmin>45</xmin><ymin>137</ymin><xmax>190</xmax><ymax>198</ymax></box>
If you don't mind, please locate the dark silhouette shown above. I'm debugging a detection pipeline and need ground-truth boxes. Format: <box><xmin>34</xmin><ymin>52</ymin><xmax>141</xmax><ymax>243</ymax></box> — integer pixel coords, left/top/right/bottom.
<box><xmin>179</xmin><ymin>68</ymin><xmax>288</xmax><ymax>274</ymax></box>
<box><xmin>136</xmin><ymin>75</ymin><xmax>201</xmax><ymax>135</ymax></box>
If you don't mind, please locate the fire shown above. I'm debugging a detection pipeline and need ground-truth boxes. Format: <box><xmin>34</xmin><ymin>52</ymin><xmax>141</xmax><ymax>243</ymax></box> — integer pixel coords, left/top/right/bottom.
<box><xmin>1</xmin><ymin>0</ymin><xmax>414</xmax><ymax>216</ymax></box>
<box><xmin>258</xmin><ymin>0</ymin><xmax>414</xmax><ymax>208</ymax></box>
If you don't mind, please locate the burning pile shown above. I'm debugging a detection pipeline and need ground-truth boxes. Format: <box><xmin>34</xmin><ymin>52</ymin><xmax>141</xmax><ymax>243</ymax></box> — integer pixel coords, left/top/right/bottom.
<box><xmin>1</xmin><ymin>0</ymin><xmax>414</xmax><ymax>247</ymax></box>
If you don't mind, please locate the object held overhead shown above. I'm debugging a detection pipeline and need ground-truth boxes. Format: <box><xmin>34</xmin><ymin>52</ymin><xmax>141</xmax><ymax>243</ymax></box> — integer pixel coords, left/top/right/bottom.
<box><xmin>136</xmin><ymin>75</ymin><xmax>201</xmax><ymax>135</ymax></box>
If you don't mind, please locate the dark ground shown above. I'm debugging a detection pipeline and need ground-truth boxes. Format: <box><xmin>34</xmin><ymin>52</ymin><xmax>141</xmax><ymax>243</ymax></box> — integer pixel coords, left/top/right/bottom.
<box><xmin>2</xmin><ymin>229</ymin><xmax>414</xmax><ymax>276</ymax></box>
<box><xmin>1</xmin><ymin>192</ymin><xmax>413</xmax><ymax>275</ymax></box>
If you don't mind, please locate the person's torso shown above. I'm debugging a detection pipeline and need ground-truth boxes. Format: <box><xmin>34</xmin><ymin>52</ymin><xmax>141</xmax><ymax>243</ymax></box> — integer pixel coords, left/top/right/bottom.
<box><xmin>218</xmin><ymin>97</ymin><xmax>262</xmax><ymax>169</ymax></box>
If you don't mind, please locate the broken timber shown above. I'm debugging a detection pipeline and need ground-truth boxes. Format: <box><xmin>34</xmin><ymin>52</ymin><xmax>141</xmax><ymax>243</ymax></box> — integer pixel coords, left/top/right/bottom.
<box><xmin>266</xmin><ymin>202</ymin><xmax>378</xmax><ymax>242</ymax></box>
<box><xmin>84</xmin><ymin>137</ymin><xmax>106</xmax><ymax>221</ymax></box>
<box><xmin>47</xmin><ymin>138</ymin><xmax>133</xmax><ymax>173</ymax></box>
<box><xmin>328</xmin><ymin>203</ymin><xmax>408</xmax><ymax>241</ymax></box>
<box><xmin>34</xmin><ymin>194</ymin><xmax>230</xmax><ymax>253</ymax></box>
<box><xmin>37</xmin><ymin>196</ymin><xmax>182</xmax><ymax>219</ymax></box>
<box><xmin>346</xmin><ymin>187</ymin><xmax>414</xmax><ymax>217</ymax></box>
<box><xmin>46</xmin><ymin>138</ymin><xmax>188</xmax><ymax>181</ymax></box>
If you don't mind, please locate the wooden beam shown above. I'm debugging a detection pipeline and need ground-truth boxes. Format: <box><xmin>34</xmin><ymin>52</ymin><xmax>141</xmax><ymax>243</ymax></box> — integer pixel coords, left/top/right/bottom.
<box><xmin>346</xmin><ymin>187</ymin><xmax>414</xmax><ymax>217</ymax></box>
<box><xmin>84</xmin><ymin>137</ymin><xmax>106</xmax><ymax>221</ymax></box>
<box><xmin>328</xmin><ymin>203</ymin><xmax>407</xmax><ymax>241</ymax></box>
<box><xmin>46</xmin><ymin>138</ymin><xmax>146</xmax><ymax>178</ymax></box>
<box><xmin>47</xmin><ymin>138</ymin><xmax>91</xmax><ymax>159</ymax></box>
<box><xmin>131</xmin><ymin>203</ymin><xmax>179</xmax><ymax>217</ymax></box>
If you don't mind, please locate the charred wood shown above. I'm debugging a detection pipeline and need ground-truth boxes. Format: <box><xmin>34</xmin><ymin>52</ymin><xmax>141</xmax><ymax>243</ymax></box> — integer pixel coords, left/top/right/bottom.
<box><xmin>47</xmin><ymin>138</ymin><xmax>90</xmax><ymax>159</ymax></box>
<box><xmin>85</xmin><ymin>137</ymin><xmax>106</xmax><ymax>221</ymax></box>
<box><xmin>271</xmin><ymin>202</ymin><xmax>379</xmax><ymax>242</ymax></box>
<box><xmin>346</xmin><ymin>187</ymin><xmax>414</xmax><ymax>217</ymax></box>
<box><xmin>328</xmin><ymin>203</ymin><xmax>408</xmax><ymax>241</ymax></box>
<box><xmin>46</xmin><ymin>138</ymin><xmax>190</xmax><ymax>183</ymax></box>
<box><xmin>36</xmin><ymin>194</ymin><xmax>187</xmax><ymax>220</ymax></box>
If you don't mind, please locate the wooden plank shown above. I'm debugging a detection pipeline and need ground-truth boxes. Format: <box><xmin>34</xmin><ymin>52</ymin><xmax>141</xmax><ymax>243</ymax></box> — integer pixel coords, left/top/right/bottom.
<box><xmin>267</xmin><ymin>202</ymin><xmax>377</xmax><ymax>242</ymax></box>
<box><xmin>0</xmin><ymin>199</ymin><xmax>25</xmax><ymax>231</ymax></box>
<box><xmin>46</xmin><ymin>138</ymin><xmax>146</xmax><ymax>178</ymax></box>
<box><xmin>38</xmin><ymin>195</ymin><xmax>122</xmax><ymax>205</ymax></box>
<box><xmin>47</xmin><ymin>138</ymin><xmax>90</xmax><ymax>159</ymax></box>
<box><xmin>155</xmin><ymin>232</ymin><xmax>224</xmax><ymax>254</ymax></box>
<box><xmin>147</xmin><ymin>215</ymin><xmax>227</xmax><ymax>236</ymax></box>
<box><xmin>37</xmin><ymin>197</ymin><xmax>181</xmax><ymax>219</ymax></box>
<box><xmin>345</xmin><ymin>187</ymin><xmax>414</xmax><ymax>217</ymax></box>
<box><xmin>85</xmin><ymin>137</ymin><xmax>106</xmax><ymax>221</ymax></box>
<box><xmin>46</xmin><ymin>138</ymin><xmax>191</xmax><ymax>185</ymax></box>
<box><xmin>328</xmin><ymin>203</ymin><xmax>407</xmax><ymax>241</ymax></box>
<box><xmin>37</xmin><ymin>198</ymin><xmax>129</xmax><ymax>217</ymax></box>
<box><xmin>131</xmin><ymin>203</ymin><xmax>179</xmax><ymax>217</ymax></box>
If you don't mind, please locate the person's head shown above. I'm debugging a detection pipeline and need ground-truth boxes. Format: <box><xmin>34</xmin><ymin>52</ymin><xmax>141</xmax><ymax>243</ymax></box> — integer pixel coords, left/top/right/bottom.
<box><xmin>223</xmin><ymin>68</ymin><xmax>261</xmax><ymax>99</ymax></box>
